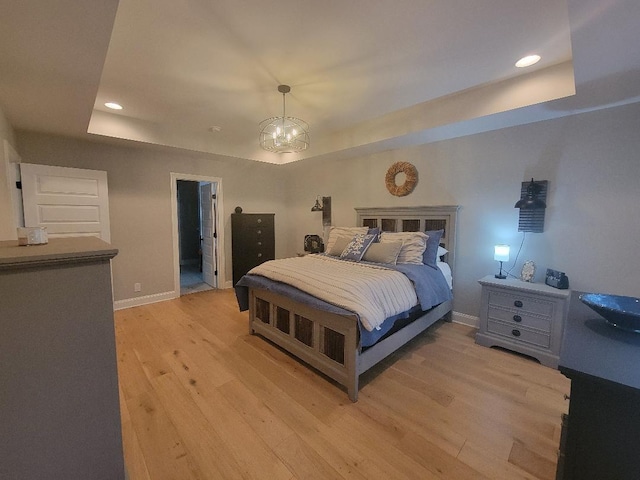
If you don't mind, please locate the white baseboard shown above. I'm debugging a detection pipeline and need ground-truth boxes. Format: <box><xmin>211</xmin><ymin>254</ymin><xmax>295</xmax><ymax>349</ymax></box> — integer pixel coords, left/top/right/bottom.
<box><xmin>114</xmin><ymin>290</ymin><xmax>178</xmax><ymax>310</ymax></box>
<box><xmin>451</xmin><ymin>311</ymin><xmax>480</xmax><ymax>328</ymax></box>
<box><xmin>113</xmin><ymin>291</ymin><xmax>481</xmax><ymax>332</ymax></box>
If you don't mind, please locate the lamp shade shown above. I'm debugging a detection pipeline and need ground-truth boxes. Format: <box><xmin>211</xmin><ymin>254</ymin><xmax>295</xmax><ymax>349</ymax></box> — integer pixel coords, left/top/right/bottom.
<box><xmin>494</xmin><ymin>244</ymin><xmax>510</xmax><ymax>262</ymax></box>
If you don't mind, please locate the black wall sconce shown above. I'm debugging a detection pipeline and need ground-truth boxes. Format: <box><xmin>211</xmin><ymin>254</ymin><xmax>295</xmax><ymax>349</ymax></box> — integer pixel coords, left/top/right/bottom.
<box><xmin>515</xmin><ymin>179</ymin><xmax>547</xmax><ymax>233</ymax></box>
<box><xmin>311</xmin><ymin>196</ymin><xmax>332</xmax><ymax>227</ymax></box>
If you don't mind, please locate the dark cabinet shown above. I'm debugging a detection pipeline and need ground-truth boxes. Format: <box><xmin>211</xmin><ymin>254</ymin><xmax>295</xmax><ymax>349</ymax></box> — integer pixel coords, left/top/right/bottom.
<box><xmin>557</xmin><ymin>292</ymin><xmax>640</xmax><ymax>480</ymax></box>
<box><xmin>231</xmin><ymin>213</ymin><xmax>275</xmax><ymax>285</ymax></box>
<box><xmin>0</xmin><ymin>237</ymin><xmax>124</xmax><ymax>479</ymax></box>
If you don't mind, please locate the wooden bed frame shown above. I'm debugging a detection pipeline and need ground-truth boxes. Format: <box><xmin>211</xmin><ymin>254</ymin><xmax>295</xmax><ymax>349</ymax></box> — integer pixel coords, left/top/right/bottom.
<box><xmin>248</xmin><ymin>206</ymin><xmax>459</xmax><ymax>401</ymax></box>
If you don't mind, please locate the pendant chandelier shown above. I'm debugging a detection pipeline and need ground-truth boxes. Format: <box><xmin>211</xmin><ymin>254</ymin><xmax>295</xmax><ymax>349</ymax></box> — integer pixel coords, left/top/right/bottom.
<box><xmin>259</xmin><ymin>85</ymin><xmax>309</xmax><ymax>153</ymax></box>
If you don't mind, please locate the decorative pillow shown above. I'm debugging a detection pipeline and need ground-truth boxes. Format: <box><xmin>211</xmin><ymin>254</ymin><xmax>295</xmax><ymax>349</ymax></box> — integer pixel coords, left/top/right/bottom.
<box><xmin>367</xmin><ymin>227</ymin><xmax>381</xmax><ymax>241</ymax></box>
<box><xmin>340</xmin><ymin>233</ymin><xmax>377</xmax><ymax>262</ymax></box>
<box><xmin>362</xmin><ymin>242</ymin><xmax>403</xmax><ymax>264</ymax></box>
<box><xmin>379</xmin><ymin>231</ymin><xmax>428</xmax><ymax>265</ymax></box>
<box><xmin>422</xmin><ymin>229</ymin><xmax>444</xmax><ymax>267</ymax></box>
<box><xmin>325</xmin><ymin>226</ymin><xmax>368</xmax><ymax>253</ymax></box>
<box><xmin>326</xmin><ymin>235</ymin><xmax>352</xmax><ymax>256</ymax></box>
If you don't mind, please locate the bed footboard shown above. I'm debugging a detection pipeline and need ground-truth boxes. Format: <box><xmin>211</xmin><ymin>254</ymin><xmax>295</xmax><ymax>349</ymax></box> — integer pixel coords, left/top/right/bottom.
<box><xmin>248</xmin><ymin>287</ymin><xmax>361</xmax><ymax>401</ymax></box>
<box><xmin>247</xmin><ymin>287</ymin><xmax>451</xmax><ymax>402</ymax></box>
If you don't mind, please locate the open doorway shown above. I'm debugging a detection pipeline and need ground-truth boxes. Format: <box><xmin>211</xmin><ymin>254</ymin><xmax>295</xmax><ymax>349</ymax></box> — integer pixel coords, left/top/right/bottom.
<box><xmin>171</xmin><ymin>173</ymin><xmax>226</xmax><ymax>297</ymax></box>
<box><xmin>177</xmin><ymin>180</ymin><xmax>211</xmax><ymax>294</ymax></box>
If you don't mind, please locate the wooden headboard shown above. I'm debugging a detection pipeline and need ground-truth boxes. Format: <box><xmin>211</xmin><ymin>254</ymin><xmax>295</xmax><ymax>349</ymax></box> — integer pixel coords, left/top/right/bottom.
<box><xmin>355</xmin><ymin>205</ymin><xmax>460</xmax><ymax>273</ymax></box>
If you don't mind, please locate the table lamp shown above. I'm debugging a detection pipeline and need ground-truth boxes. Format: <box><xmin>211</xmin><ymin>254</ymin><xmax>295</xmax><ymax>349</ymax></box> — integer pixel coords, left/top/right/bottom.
<box><xmin>494</xmin><ymin>244</ymin><xmax>510</xmax><ymax>279</ymax></box>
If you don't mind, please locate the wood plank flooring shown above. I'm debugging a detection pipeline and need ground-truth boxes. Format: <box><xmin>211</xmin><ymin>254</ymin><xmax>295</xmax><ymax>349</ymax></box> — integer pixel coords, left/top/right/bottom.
<box><xmin>115</xmin><ymin>289</ymin><xmax>570</xmax><ymax>480</ymax></box>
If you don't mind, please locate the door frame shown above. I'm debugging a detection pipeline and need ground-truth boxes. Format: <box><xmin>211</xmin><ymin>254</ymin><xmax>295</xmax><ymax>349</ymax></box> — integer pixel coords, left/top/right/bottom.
<box><xmin>170</xmin><ymin>172</ymin><xmax>226</xmax><ymax>297</ymax></box>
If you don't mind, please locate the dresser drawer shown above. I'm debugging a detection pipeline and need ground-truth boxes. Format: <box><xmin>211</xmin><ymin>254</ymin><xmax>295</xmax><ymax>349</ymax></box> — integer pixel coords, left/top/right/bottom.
<box><xmin>244</xmin><ymin>236</ymin><xmax>274</xmax><ymax>251</ymax></box>
<box><xmin>488</xmin><ymin>306</ymin><xmax>552</xmax><ymax>333</ymax></box>
<box><xmin>243</xmin><ymin>215</ymin><xmax>273</xmax><ymax>228</ymax></box>
<box><xmin>487</xmin><ymin>320</ymin><xmax>551</xmax><ymax>349</ymax></box>
<box><xmin>488</xmin><ymin>290</ymin><xmax>554</xmax><ymax>317</ymax></box>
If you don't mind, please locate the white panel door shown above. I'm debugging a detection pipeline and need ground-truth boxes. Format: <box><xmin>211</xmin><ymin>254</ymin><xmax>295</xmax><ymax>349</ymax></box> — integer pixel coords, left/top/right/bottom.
<box><xmin>199</xmin><ymin>182</ymin><xmax>217</xmax><ymax>287</ymax></box>
<box><xmin>21</xmin><ymin>163</ymin><xmax>111</xmax><ymax>242</ymax></box>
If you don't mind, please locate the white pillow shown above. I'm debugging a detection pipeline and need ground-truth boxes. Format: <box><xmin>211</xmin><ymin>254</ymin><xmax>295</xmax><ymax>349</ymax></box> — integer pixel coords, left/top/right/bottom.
<box><xmin>324</xmin><ymin>226</ymin><xmax>368</xmax><ymax>253</ymax></box>
<box><xmin>380</xmin><ymin>231</ymin><xmax>428</xmax><ymax>265</ymax></box>
<box><xmin>437</xmin><ymin>246</ymin><xmax>448</xmax><ymax>259</ymax></box>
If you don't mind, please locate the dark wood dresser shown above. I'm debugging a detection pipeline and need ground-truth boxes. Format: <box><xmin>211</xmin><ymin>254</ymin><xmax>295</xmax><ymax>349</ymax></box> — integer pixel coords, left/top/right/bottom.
<box><xmin>556</xmin><ymin>292</ymin><xmax>640</xmax><ymax>480</ymax></box>
<box><xmin>231</xmin><ymin>213</ymin><xmax>275</xmax><ymax>285</ymax></box>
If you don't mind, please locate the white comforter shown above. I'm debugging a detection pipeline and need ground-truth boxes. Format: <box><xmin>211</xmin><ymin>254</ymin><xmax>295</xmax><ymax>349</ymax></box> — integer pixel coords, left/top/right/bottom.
<box><xmin>248</xmin><ymin>255</ymin><xmax>418</xmax><ymax>331</ymax></box>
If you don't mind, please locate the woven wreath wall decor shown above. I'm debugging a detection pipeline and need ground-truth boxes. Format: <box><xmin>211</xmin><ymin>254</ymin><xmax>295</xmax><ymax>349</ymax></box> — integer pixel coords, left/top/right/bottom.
<box><xmin>385</xmin><ymin>161</ymin><xmax>418</xmax><ymax>197</ymax></box>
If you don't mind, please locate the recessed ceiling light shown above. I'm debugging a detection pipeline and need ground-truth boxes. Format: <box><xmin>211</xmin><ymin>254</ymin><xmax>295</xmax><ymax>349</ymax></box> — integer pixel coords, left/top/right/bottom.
<box><xmin>515</xmin><ymin>55</ymin><xmax>541</xmax><ymax>68</ymax></box>
<box><xmin>104</xmin><ymin>102</ymin><xmax>123</xmax><ymax>110</ymax></box>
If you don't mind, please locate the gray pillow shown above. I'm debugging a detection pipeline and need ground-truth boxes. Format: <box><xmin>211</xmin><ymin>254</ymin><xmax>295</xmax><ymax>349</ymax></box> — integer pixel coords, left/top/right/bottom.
<box><xmin>362</xmin><ymin>242</ymin><xmax>403</xmax><ymax>264</ymax></box>
<box><xmin>326</xmin><ymin>235</ymin><xmax>352</xmax><ymax>256</ymax></box>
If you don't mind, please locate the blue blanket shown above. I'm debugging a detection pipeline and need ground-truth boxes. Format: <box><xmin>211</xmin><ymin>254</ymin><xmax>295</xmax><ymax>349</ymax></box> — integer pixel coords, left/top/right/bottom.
<box><xmin>235</xmin><ymin>257</ymin><xmax>452</xmax><ymax>347</ymax></box>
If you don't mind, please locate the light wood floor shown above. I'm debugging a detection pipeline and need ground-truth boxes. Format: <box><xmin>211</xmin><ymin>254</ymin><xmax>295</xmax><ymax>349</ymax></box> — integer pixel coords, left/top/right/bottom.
<box><xmin>115</xmin><ymin>288</ymin><xmax>570</xmax><ymax>480</ymax></box>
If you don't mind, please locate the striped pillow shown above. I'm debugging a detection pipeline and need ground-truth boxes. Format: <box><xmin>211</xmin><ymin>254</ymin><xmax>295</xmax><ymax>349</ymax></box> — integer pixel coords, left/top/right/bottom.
<box><xmin>379</xmin><ymin>231</ymin><xmax>429</xmax><ymax>265</ymax></box>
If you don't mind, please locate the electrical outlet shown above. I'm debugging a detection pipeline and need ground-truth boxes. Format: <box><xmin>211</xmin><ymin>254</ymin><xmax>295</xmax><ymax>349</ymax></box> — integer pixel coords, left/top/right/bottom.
<box><xmin>134</xmin><ymin>282</ymin><xmax>141</xmax><ymax>292</ymax></box>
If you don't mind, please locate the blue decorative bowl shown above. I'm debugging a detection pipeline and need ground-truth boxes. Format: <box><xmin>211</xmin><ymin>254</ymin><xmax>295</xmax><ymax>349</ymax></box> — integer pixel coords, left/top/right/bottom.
<box><xmin>580</xmin><ymin>293</ymin><xmax>640</xmax><ymax>333</ymax></box>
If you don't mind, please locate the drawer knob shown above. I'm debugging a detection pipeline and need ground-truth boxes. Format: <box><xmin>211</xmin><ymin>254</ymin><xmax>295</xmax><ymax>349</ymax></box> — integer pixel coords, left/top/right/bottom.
<box><xmin>257</xmin><ymin>241</ymin><xmax>262</xmax><ymax>246</ymax></box>
<box><xmin>514</xmin><ymin>300</ymin><xmax>523</xmax><ymax>308</ymax></box>
<box><xmin>257</xmin><ymin>230</ymin><xmax>262</xmax><ymax>234</ymax></box>
<box><xmin>257</xmin><ymin>218</ymin><xmax>262</xmax><ymax>223</ymax></box>
<box><xmin>257</xmin><ymin>253</ymin><xmax>262</xmax><ymax>258</ymax></box>
<box><xmin>511</xmin><ymin>329</ymin><xmax>521</xmax><ymax>337</ymax></box>
<box><xmin>513</xmin><ymin>314</ymin><xmax>522</xmax><ymax>322</ymax></box>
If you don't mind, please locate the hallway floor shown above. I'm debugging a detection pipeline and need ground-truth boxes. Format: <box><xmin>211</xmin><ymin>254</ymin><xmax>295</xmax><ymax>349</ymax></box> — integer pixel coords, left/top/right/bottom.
<box><xmin>180</xmin><ymin>264</ymin><xmax>213</xmax><ymax>296</ymax></box>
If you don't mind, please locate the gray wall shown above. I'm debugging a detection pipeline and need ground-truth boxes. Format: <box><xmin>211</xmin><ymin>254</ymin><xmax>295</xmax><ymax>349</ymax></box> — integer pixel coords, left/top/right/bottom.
<box><xmin>15</xmin><ymin>133</ymin><xmax>291</xmax><ymax>302</ymax></box>
<box><xmin>284</xmin><ymin>102</ymin><xmax>640</xmax><ymax>317</ymax></box>
<box><xmin>14</xmin><ymin>101</ymin><xmax>640</xmax><ymax>318</ymax></box>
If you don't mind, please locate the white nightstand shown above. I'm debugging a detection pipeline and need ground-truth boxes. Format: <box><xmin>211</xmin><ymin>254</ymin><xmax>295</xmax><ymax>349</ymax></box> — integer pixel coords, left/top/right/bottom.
<box><xmin>475</xmin><ymin>275</ymin><xmax>570</xmax><ymax>368</ymax></box>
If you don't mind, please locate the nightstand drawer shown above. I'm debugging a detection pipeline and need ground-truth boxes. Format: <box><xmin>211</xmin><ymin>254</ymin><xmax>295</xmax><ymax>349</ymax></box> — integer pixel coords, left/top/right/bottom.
<box><xmin>488</xmin><ymin>290</ymin><xmax>554</xmax><ymax>317</ymax></box>
<box><xmin>487</xmin><ymin>320</ymin><xmax>551</xmax><ymax>348</ymax></box>
<box><xmin>488</xmin><ymin>306</ymin><xmax>552</xmax><ymax>333</ymax></box>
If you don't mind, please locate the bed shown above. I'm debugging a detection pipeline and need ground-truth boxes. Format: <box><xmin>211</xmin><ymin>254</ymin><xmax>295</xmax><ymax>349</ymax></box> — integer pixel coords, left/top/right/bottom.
<box><xmin>235</xmin><ymin>205</ymin><xmax>459</xmax><ymax>401</ymax></box>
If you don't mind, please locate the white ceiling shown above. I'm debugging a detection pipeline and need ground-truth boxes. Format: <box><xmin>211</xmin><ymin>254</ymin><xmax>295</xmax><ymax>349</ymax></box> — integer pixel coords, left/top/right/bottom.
<box><xmin>2</xmin><ymin>0</ymin><xmax>640</xmax><ymax>164</ymax></box>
